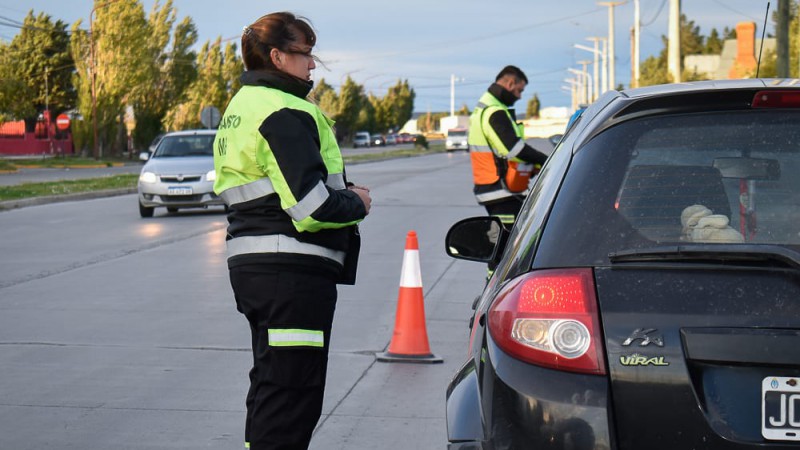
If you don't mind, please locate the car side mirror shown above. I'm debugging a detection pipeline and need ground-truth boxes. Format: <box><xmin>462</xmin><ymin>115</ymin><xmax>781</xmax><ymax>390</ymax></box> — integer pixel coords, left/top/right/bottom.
<box><xmin>445</xmin><ymin>216</ymin><xmax>508</xmax><ymax>263</ymax></box>
<box><xmin>713</xmin><ymin>157</ymin><xmax>780</xmax><ymax>180</ymax></box>
<box><xmin>139</xmin><ymin>151</ymin><xmax>150</xmax><ymax>162</ymax></box>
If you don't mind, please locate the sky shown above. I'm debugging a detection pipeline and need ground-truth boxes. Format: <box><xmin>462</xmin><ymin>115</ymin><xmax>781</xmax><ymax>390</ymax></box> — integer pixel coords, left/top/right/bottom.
<box><xmin>0</xmin><ymin>0</ymin><xmax>777</xmax><ymax>113</ymax></box>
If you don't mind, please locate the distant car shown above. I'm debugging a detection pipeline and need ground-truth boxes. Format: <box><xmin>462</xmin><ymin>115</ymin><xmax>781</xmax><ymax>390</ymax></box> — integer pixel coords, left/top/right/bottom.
<box><xmin>353</xmin><ymin>131</ymin><xmax>371</xmax><ymax>148</ymax></box>
<box><xmin>398</xmin><ymin>132</ymin><xmax>414</xmax><ymax>144</ymax></box>
<box><xmin>445</xmin><ymin>128</ymin><xmax>468</xmax><ymax>151</ymax></box>
<box><xmin>371</xmin><ymin>134</ymin><xmax>386</xmax><ymax>146</ymax></box>
<box><xmin>385</xmin><ymin>134</ymin><xmax>398</xmax><ymax>145</ymax></box>
<box><xmin>445</xmin><ymin>79</ymin><xmax>800</xmax><ymax>449</ymax></box>
<box><xmin>137</xmin><ymin>129</ymin><xmax>225</xmax><ymax>218</ymax></box>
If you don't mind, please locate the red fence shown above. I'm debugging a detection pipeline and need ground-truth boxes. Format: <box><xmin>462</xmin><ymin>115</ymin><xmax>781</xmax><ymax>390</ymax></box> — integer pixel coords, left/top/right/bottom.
<box><xmin>0</xmin><ymin>113</ymin><xmax>74</xmax><ymax>156</ymax></box>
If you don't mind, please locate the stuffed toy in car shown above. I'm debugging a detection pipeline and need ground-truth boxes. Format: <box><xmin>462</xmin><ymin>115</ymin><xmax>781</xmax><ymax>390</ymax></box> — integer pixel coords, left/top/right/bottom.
<box><xmin>680</xmin><ymin>204</ymin><xmax>744</xmax><ymax>243</ymax></box>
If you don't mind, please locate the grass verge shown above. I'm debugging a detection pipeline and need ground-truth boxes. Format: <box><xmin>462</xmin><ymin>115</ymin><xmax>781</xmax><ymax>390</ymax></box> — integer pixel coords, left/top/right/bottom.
<box><xmin>0</xmin><ymin>144</ymin><xmax>446</xmax><ymax>204</ymax></box>
<box><xmin>0</xmin><ymin>174</ymin><xmax>138</xmax><ymax>202</ymax></box>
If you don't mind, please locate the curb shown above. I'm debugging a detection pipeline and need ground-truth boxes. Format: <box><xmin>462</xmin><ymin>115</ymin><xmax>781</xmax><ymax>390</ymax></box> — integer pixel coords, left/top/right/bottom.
<box><xmin>0</xmin><ymin>187</ymin><xmax>137</xmax><ymax>211</ymax></box>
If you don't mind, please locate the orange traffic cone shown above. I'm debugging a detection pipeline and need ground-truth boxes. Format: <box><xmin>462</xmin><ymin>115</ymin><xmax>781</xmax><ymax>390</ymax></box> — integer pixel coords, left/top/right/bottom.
<box><xmin>377</xmin><ymin>231</ymin><xmax>443</xmax><ymax>363</ymax></box>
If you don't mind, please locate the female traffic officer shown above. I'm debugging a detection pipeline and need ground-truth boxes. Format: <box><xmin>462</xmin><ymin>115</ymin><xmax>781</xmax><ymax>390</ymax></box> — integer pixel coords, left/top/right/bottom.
<box><xmin>212</xmin><ymin>12</ymin><xmax>371</xmax><ymax>450</ymax></box>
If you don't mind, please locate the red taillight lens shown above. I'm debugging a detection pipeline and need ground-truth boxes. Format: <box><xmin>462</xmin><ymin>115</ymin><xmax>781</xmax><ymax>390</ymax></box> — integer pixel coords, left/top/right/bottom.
<box><xmin>488</xmin><ymin>268</ymin><xmax>606</xmax><ymax>374</ymax></box>
<box><xmin>752</xmin><ymin>90</ymin><xmax>800</xmax><ymax>108</ymax></box>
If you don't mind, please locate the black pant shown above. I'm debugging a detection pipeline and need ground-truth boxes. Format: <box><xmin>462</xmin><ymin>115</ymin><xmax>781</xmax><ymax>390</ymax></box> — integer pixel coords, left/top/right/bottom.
<box><xmin>483</xmin><ymin>197</ymin><xmax>524</xmax><ymax>223</ymax></box>
<box><xmin>229</xmin><ymin>266</ymin><xmax>337</xmax><ymax>450</ymax></box>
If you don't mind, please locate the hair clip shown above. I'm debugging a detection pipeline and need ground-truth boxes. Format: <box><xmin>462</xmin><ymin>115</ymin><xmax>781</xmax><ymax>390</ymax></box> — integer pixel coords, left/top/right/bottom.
<box><xmin>242</xmin><ymin>26</ymin><xmax>252</xmax><ymax>36</ymax></box>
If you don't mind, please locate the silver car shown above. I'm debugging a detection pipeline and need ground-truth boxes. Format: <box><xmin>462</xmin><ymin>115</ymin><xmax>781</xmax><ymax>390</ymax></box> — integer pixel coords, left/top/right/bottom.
<box><xmin>137</xmin><ymin>130</ymin><xmax>225</xmax><ymax>217</ymax></box>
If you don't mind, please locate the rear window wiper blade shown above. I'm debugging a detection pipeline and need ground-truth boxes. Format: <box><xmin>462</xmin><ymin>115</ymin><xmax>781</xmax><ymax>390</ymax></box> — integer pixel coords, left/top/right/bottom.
<box><xmin>609</xmin><ymin>244</ymin><xmax>800</xmax><ymax>269</ymax></box>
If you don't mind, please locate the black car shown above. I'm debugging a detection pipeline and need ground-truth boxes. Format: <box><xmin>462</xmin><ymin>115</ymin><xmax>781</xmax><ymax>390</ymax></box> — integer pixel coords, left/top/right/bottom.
<box><xmin>445</xmin><ymin>79</ymin><xmax>800</xmax><ymax>450</ymax></box>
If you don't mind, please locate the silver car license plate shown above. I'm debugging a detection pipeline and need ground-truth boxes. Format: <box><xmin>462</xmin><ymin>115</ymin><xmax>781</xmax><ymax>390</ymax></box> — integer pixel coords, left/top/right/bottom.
<box><xmin>762</xmin><ymin>376</ymin><xmax>800</xmax><ymax>441</ymax></box>
<box><xmin>167</xmin><ymin>186</ymin><xmax>193</xmax><ymax>196</ymax></box>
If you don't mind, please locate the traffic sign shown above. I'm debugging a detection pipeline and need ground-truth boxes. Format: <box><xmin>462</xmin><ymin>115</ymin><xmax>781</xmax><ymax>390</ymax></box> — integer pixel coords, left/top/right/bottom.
<box><xmin>56</xmin><ymin>114</ymin><xmax>70</xmax><ymax>130</ymax></box>
<box><xmin>200</xmin><ymin>106</ymin><xmax>221</xmax><ymax>129</ymax></box>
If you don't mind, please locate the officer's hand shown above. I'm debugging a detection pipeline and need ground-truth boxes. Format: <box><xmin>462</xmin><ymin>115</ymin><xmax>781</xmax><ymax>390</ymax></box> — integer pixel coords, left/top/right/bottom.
<box><xmin>349</xmin><ymin>186</ymin><xmax>371</xmax><ymax>215</ymax></box>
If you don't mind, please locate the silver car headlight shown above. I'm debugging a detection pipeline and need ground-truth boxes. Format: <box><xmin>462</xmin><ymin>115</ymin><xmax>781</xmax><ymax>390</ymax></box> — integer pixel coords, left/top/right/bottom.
<box><xmin>139</xmin><ymin>171</ymin><xmax>158</xmax><ymax>183</ymax></box>
<box><xmin>206</xmin><ymin>169</ymin><xmax>216</xmax><ymax>182</ymax></box>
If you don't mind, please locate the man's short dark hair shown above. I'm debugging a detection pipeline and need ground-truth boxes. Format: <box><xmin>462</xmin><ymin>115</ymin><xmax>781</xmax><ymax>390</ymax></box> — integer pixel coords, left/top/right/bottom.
<box><xmin>495</xmin><ymin>65</ymin><xmax>528</xmax><ymax>84</ymax></box>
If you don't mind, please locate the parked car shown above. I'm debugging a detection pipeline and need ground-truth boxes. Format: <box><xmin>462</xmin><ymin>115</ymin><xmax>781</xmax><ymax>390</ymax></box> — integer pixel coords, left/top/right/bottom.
<box><xmin>385</xmin><ymin>133</ymin><xmax>398</xmax><ymax>145</ymax></box>
<box><xmin>371</xmin><ymin>134</ymin><xmax>386</xmax><ymax>146</ymax></box>
<box><xmin>353</xmin><ymin>131</ymin><xmax>371</xmax><ymax>148</ymax></box>
<box><xmin>137</xmin><ymin>129</ymin><xmax>225</xmax><ymax>217</ymax></box>
<box><xmin>444</xmin><ymin>79</ymin><xmax>800</xmax><ymax>449</ymax></box>
<box><xmin>398</xmin><ymin>132</ymin><xmax>414</xmax><ymax>144</ymax></box>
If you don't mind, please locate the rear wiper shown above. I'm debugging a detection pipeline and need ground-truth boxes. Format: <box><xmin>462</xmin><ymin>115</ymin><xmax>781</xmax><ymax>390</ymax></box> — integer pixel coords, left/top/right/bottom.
<box><xmin>609</xmin><ymin>244</ymin><xmax>800</xmax><ymax>270</ymax></box>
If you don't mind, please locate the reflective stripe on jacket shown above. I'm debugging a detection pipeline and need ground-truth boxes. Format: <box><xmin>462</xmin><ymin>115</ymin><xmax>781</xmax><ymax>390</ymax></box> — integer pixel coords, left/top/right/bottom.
<box><xmin>468</xmin><ymin>91</ymin><xmax>533</xmax><ymax>203</ymax></box>
<box><xmin>213</xmin><ymin>71</ymin><xmax>365</xmax><ymax>271</ymax></box>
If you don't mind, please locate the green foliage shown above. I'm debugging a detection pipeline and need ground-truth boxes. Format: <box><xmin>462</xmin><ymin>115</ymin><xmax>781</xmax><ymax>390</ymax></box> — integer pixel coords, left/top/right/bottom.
<box><xmin>0</xmin><ymin>11</ymin><xmax>74</xmax><ymax>128</ymax></box>
<box><xmin>132</xmin><ymin>2</ymin><xmax>199</xmax><ymax>150</ymax></box>
<box><xmin>163</xmin><ymin>38</ymin><xmax>240</xmax><ymax>130</ymax></box>
<box><xmin>526</xmin><ymin>94</ymin><xmax>541</xmax><ymax>119</ymax></box>
<box><xmin>457</xmin><ymin>104</ymin><xmax>470</xmax><ymax>115</ymax></box>
<box><xmin>639</xmin><ymin>14</ymin><xmax>713</xmax><ymax>87</ymax></box>
<box><xmin>373</xmin><ymin>79</ymin><xmax>415</xmax><ymax>132</ymax></box>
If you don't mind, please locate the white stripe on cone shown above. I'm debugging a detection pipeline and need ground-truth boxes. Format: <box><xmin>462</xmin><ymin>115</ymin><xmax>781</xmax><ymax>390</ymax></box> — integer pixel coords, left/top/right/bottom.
<box><xmin>399</xmin><ymin>248</ymin><xmax>422</xmax><ymax>288</ymax></box>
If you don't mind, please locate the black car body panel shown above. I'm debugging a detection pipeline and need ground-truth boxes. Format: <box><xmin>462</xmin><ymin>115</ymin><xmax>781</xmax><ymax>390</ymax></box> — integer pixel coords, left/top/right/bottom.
<box><xmin>446</xmin><ymin>80</ymin><xmax>800</xmax><ymax>449</ymax></box>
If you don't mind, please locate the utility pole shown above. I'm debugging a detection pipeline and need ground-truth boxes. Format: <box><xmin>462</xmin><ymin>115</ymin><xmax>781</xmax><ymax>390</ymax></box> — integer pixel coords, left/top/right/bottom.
<box><xmin>667</xmin><ymin>0</ymin><xmax>681</xmax><ymax>83</ymax></box>
<box><xmin>45</xmin><ymin>66</ymin><xmax>52</xmax><ymax>154</ymax></box>
<box><xmin>633</xmin><ymin>0</ymin><xmax>641</xmax><ymax>88</ymax></box>
<box><xmin>578</xmin><ymin>60</ymin><xmax>593</xmax><ymax>102</ymax></box>
<box><xmin>777</xmin><ymin>0</ymin><xmax>790</xmax><ymax>77</ymax></box>
<box><xmin>599</xmin><ymin>2</ymin><xmax>624</xmax><ymax>90</ymax></box>
<box><xmin>450</xmin><ymin>74</ymin><xmax>456</xmax><ymax>117</ymax></box>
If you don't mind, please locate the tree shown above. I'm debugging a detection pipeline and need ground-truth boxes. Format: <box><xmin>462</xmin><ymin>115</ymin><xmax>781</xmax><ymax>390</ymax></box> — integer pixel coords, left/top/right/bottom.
<box><xmin>71</xmin><ymin>0</ymin><xmax>152</xmax><ymax>157</ymax></box>
<box><xmin>705</xmin><ymin>28</ymin><xmax>724</xmax><ymax>54</ymax></box>
<box><xmin>0</xmin><ymin>11</ymin><xmax>74</xmax><ymax>130</ymax></box>
<box><xmin>131</xmin><ymin>1</ymin><xmax>198</xmax><ymax>150</ymax></box>
<box><xmin>639</xmin><ymin>14</ymin><xmax>710</xmax><ymax>86</ymax></box>
<box><xmin>457</xmin><ymin>104</ymin><xmax>470</xmax><ymax>116</ymax></box>
<box><xmin>526</xmin><ymin>94</ymin><xmax>541</xmax><ymax>119</ymax></box>
<box><xmin>330</xmin><ymin>76</ymin><xmax>367</xmax><ymax>138</ymax></box>
<box><xmin>163</xmin><ymin>38</ymin><xmax>240</xmax><ymax>130</ymax></box>
<box><xmin>381</xmin><ymin>79</ymin><xmax>415</xmax><ymax>132</ymax></box>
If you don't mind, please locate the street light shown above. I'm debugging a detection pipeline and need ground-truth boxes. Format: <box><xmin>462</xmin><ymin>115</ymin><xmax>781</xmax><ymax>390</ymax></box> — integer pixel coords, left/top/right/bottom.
<box><xmin>575</xmin><ymin>42</ymin><xmax>602</xmax><ymax>98</ymax></box>
<box><xmin>450</xmin><ymin>74</ymin><xmax>464</xmax><ymax>117</ymax></box>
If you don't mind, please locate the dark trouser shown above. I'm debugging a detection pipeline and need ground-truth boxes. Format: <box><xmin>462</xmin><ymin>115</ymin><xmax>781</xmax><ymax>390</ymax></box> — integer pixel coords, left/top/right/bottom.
<box><xmin>483</xmin><ymin>197</ymin><xmax>524</xmax><ymax>224</ymax></box>
<box><xmin>229</xmin><ymin>266</ymin><xmax>338</xmax><ymax>450</ymax></box>
<box><xmin>483</xmin><ymin>197</ymin><xmax>525</xmax><ymax>273</ymax></box>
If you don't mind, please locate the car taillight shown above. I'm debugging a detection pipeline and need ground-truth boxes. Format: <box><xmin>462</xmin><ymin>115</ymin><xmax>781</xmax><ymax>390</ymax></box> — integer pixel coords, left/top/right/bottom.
<box><xmin>752</xmin><ymin>90</ymin><xmax>800</xmax><ymax>108</ymax></box>
<box><xmin>488</xmin><ymin>268</ymin><xmax>606</xmax><ymax>375</ymax></box>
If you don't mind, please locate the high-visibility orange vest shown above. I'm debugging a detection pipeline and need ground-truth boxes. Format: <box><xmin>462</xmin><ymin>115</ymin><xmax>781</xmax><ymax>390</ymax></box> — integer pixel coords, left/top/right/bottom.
<box><xmin>468</xmin><ymin>92</ymin><xmax>533</xmax><ymax>195</ymax></box>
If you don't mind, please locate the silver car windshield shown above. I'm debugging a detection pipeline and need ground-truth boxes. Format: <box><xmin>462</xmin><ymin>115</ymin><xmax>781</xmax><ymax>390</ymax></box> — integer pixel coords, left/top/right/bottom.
<box><xmin>154</xmin><ymin>135</ymin><xmax>215</xmax><ymax>158</ymax></box>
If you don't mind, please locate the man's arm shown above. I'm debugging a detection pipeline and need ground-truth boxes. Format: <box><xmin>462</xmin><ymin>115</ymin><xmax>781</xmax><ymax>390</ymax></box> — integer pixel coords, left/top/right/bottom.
<box><xmin>487</xmin><ymin>110</ymin><xmax>547</xmax><ymax>165</ymax></box>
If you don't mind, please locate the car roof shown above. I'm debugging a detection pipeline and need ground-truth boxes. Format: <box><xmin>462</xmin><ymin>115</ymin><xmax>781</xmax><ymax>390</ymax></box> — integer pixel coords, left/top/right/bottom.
<box><xmin>162</xmin><ymin>129</ymin><xmax>217</xmax><ymax>137</ymax></box>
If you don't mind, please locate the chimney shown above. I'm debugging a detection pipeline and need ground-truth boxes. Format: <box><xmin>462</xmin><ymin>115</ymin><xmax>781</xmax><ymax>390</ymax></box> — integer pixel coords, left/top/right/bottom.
<box><xmin>729</xmin><ymin>22</ymin><xmax>757</xmax><ymax>78</ymax></box>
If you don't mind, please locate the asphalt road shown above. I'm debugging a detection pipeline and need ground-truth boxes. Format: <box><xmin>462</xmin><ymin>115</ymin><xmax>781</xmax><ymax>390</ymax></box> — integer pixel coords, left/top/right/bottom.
<box><xmin>0</xmin><ymin>152</ymin><xmax>488</xmax><ymax>449</ymax></box>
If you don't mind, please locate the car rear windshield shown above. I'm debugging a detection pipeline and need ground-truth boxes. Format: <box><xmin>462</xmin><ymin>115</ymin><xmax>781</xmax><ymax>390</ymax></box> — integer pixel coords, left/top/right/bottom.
<box><xmin>154</xmin><ymin>135</ymin><xmax>215</xmax><ymax>157</ymax></box>
<box><xmin>537</xmin><ymin>109</ymin><xmax>800</xmax><ymax>266</ymax></box>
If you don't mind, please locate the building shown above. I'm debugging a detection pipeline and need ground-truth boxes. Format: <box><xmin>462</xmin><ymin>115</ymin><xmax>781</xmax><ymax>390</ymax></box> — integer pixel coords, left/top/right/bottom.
<box><xmin>684</xmin><ymin>21</ymin><xmax>776</xmax><ymax>80</ymax></box>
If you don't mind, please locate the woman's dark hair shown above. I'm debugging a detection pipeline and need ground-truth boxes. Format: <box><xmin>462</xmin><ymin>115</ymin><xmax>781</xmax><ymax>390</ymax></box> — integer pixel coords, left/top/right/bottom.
<box><xmin>242</xmin><ymin>12</ymin><xmax>316</xmax><ymax>71</ymax></box>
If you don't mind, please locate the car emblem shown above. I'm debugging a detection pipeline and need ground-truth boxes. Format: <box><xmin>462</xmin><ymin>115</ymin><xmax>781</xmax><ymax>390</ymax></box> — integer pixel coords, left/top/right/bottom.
<box><xmin>620</xmin><ymin>353</ymin><xmax>670</xmax><ymax>366</ymax></box>
<box><xmin>177</xmin><ymin>174</ymin><xmax>184</xmax><ymax>182</ymax></box>
<box><xmin>622</xmin><ymin>328</ymin><xmax>664</xmax><ymax>347</ymax></box>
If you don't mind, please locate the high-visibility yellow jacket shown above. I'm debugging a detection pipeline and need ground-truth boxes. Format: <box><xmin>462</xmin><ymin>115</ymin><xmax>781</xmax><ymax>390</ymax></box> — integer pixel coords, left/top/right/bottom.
<box><xmin>213</xmin><ymin>71</ymin><xmax>366</xmax><ymax>276</ymax></box>
<box><xmin>468</xmin><ymin>89</ymin><xmax>543</xmax><ymax>205</ymax></box>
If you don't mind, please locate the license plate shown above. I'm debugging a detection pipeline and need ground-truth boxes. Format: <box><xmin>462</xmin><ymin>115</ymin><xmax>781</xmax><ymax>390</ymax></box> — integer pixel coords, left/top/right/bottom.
<box><xmin>167</xmin><ymin>186</ymin><xmax>192</xmax><ymax>196</ymax></box>
<box><xmin>762</xmin><ymin>376</ymin><xmax>800</xmax><ymax>441</ymax></box>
